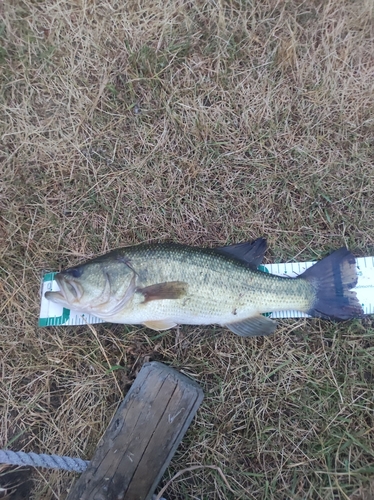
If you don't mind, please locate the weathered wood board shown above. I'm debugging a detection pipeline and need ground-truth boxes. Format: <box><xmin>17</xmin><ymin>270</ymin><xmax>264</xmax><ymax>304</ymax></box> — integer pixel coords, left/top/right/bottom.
<box><xmin>66</xmin><ymin>361</ymin><xmax>204</xmax><ymax>500</ymax></box>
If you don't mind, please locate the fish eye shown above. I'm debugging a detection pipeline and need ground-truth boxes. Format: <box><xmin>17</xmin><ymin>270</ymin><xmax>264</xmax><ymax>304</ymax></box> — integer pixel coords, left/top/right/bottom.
<box><xmin>64</xmin><ymin>267</ymin><xmax>83</xmax><ymax>278</ymax></box>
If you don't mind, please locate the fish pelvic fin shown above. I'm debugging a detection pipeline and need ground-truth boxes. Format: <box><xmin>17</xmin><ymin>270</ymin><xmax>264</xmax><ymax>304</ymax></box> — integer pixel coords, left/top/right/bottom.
<box><xmin>137</xmin><ymin>281</ymin><xmax>188</xmax><ymax>303</ymax></box>
<box><xmin>300</xmin><ymin>247</ymin><xmax>364</xmax><ymax>320</ymax></box>
<box><xmin>225</xmin><ymin>315</ymin><xmax>277</xmax><ymax>337</ymax></box>
<box><xmin>214</xmin><ymin>237</ymin><xmax>267</xmax><ymax>269</ymax></box>
<box><xmin>143</xmin><ymin>320</ymin><xmax>177</xmax><ymax>331</ymax></box>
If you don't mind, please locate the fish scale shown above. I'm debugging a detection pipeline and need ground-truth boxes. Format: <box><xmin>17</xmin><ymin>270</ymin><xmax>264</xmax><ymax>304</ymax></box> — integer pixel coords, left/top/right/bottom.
<box><xmin>109</xmin><ymin>244</ymin><xmax>313</xmax><ymax>324</ymax></box>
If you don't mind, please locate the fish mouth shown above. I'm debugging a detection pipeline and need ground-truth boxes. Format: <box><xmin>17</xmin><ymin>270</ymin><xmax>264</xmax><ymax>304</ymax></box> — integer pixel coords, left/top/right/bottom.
<box><xmin>44</xmin><ymin>289</ymin><xmax>65</xmax><ymax>304</ymax></box>
<box><xmin>44</xmin><ymin>273</ymin><xmax>82</xmax><ymax>306</ymax></box>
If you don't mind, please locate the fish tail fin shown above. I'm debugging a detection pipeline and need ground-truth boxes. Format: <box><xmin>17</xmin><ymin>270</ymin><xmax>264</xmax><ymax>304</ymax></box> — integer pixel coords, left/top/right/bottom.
<box><xmin>300</xmin><ymin>247</ymin><xmax>363</xmax><ymax>320</ymax></box>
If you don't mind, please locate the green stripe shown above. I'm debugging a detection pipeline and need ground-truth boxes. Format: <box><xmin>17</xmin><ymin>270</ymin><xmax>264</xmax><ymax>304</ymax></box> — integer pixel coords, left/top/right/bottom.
<box><xmin>38</xmin><ymin>308</ymin><xmax>70</xmax><ymax>327</ymax></box>
<box><xmin>43</xmin><ymin>272</ymin><xmax>57</xmax><ymax>281</ymax></box>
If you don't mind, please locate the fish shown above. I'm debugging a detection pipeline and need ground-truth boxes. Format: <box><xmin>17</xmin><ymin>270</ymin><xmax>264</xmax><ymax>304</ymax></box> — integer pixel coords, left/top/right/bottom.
<box><xmin>44</xmin><ymin>238</ymin><xmax>363</xmax><ymax>337</ymax></box>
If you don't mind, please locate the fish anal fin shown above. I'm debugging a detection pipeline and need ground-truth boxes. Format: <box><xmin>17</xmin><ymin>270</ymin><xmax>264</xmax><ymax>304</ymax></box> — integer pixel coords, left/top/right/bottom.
<box><xmin>138</xmin><ymin>281</ymin><xmax>188</xmax><ymax>303</ymax></box>
<box><xmin>225</xmin><ymin>315</ymin><xmax>277</xmax><ymax>337</ymax></box>
<box><xmin>215</xmin><ymin>238</ymin><xmax>267</xmax><ymax>269</ymax></box>
<box><xmin>143</xmin><ymin>320</ymin><xmax>177</xmax><ymax>331</ymax></box>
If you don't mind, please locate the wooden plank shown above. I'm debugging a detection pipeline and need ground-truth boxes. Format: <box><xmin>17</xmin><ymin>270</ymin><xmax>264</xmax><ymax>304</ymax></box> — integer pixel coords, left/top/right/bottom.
<box><xmin>66</xmin><ymin>361</ymin><xmax>204</xmax><ymax>500</ymax></box>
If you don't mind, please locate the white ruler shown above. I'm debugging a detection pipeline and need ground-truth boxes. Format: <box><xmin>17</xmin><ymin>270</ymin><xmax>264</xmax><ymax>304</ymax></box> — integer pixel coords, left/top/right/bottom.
<box><xmin>38</xmin><ymin>257</ymin><xmax>374</xmax><ymax>327</ymax></box>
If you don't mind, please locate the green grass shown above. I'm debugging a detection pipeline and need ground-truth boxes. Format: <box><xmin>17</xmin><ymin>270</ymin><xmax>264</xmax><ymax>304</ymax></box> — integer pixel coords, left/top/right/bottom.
<box><xmin>1</xmin><ymin>0</ymin><xmax>374</xmax><ymax>498</ymax></box>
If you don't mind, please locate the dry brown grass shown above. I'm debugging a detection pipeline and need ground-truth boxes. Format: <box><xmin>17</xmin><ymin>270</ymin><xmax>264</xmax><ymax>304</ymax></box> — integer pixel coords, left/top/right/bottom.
<box><xmin>1</xmin><ymin>0</ymin><xmax>374</xmax><ymax>498</ymax></box>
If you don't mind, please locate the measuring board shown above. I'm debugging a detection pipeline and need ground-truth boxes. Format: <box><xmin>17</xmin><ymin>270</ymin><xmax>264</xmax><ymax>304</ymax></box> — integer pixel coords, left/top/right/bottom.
<box><xmin>39</xmin><ymin>257</ymin><xmax>374</xmax><ymax>327</ymax></box>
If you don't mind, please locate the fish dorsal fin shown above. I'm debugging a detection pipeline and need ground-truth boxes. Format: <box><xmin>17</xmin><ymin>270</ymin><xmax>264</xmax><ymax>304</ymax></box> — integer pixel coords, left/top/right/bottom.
<box><xmin>143</xmin><ymin>319</ymin><xmax>177</xmax><ymax>331</ymax></box>
<box><xmin>137</xmin><ymin>281</ymin><xmax>187</xmax><ymax>303</ymax></box>
<box><xmin>225</xmin><ymin>314</ymin><xmax>277</xmax><ymax>337</ymax></box>
<box><xmin>214</xmin><ymin>238</ymin><xmax>267</xmax><ymax>269</ymax></box>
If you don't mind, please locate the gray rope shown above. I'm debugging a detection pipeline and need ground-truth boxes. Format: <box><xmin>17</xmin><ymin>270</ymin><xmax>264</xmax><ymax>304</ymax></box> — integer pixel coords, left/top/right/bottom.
<box><xmin>0</xmin><ymin>449</ymin><xmax>89</xmax><ymax>473</ymax></box>
<box><xmin>0</xmin><ymin>449</ymin><xmax>167</xmax><ymax>499</ymax></box>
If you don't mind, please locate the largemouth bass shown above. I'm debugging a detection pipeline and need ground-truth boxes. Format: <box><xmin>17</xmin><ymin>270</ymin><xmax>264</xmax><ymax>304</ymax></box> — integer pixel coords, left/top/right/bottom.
<box><xmin>45</xmin><ymin>239</ymin><xmax>363</xmax><ymax>337</ymax></box>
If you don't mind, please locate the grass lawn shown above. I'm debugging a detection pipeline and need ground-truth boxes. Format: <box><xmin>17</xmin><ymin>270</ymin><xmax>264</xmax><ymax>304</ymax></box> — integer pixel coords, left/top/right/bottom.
<box><xmin>1</xmin><ymin>0</ymin><xmax>374</xmax><ymax>498</ymax></box>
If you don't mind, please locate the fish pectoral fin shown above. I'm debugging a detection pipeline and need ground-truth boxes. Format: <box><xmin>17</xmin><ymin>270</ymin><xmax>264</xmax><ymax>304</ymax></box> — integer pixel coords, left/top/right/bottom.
<box><xmin>214</xmin><ymin>238</ymin><xmax>267</xmax><ymax>269</ymax></box>
<box><xmin>225</xmin><ymin>315</ymin><xmax>277</xmax><ymax>337</ymax></box>
<box><xmin>143</xmin><ymin>320</ymin><xmax>178</xmax><ymax>331</ymax></box>
<box><xmin>137</xmin><ymin>281</ymin><xmax>187</xmax><ymax>303</ymax></box>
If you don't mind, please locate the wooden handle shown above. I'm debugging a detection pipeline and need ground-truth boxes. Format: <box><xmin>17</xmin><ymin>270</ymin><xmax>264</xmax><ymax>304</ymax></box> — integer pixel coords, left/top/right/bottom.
<box><xmin>66</xmin><ymin>361</ymin><xmax>204</xmax><ymax>500</ymax></box>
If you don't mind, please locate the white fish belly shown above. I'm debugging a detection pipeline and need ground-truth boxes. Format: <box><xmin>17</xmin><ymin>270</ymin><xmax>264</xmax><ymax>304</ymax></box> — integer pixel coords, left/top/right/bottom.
<box><xmin>102</xmin><ymin>292</ymin><xmax>261</xmax><ymax>326</ymax></box>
